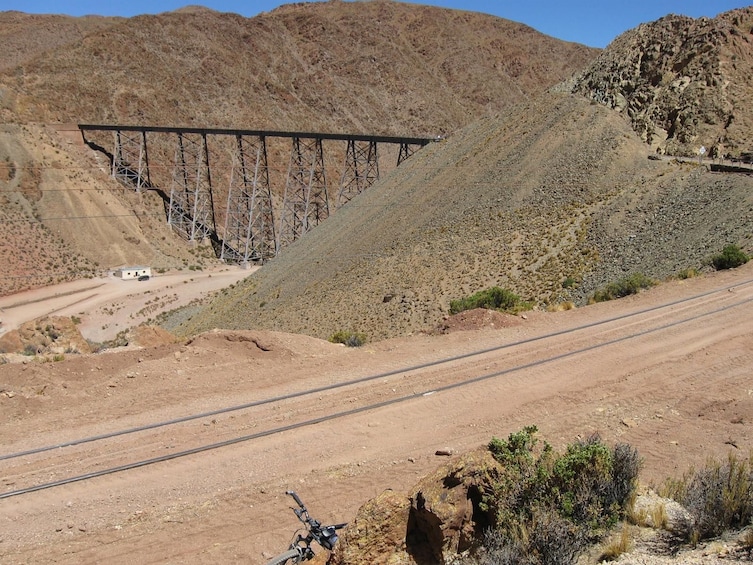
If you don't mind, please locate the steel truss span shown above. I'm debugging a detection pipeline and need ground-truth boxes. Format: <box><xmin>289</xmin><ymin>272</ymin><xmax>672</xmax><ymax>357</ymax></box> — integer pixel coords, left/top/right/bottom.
<box><xmin>79</xmin><ymin>124</ymin><xmax>435</xmax><ymax>265</ymax></box>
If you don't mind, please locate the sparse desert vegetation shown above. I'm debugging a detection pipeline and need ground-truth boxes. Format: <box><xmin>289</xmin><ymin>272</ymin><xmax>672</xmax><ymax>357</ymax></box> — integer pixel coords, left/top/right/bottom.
<box><xmin>450</xmin><ymin>287</ymin><xmax>534</xmax><ymax>316</ymax></box>
<box><xmin>711</xmin><ymin>244</ymin><xmax>750</xmax><ymax>271</ymax></box>
<box><xmin>659</xmin><ymin>451</ymin><xmax>753</xmax><ymax>544</ymax></box>
<box><xmin>328</xmin><ymin>330</ymin><xmax>368</xmax><ymax>347</ymax></box>
<box><xmin>589</xmin><ymin>273</ymin><xmax>657</xmax><ymax>304</ymax></box>
<box><xmin>473</xmin><ymin>427</ymin><xmax>640</xmax><ymax>565</ymax></box>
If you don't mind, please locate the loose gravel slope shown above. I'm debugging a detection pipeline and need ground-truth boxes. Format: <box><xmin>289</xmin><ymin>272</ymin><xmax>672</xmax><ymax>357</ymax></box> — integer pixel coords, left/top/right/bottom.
<box><xmin>172</xmin><ymin>92</ymin><xmax>753</xmax><ymax>342</ymax></box>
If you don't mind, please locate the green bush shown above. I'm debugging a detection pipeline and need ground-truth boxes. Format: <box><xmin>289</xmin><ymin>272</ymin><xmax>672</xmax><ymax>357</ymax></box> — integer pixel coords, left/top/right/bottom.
<box><xmin>590</xmin><ymin>273</ymin><xmax>656</xmax><ymax>303</ymax></box>
<box><xmin>711</xmin><ymin>244</ymin><xmax>750</xmax><ymax>270</ymax></box>
<box><xmin>480</xmin><ymin>427</ymin><xmax>640</xmax><ymax>565</ymax></box>
<box><xmin>328</xmin><ymin>330</ymin><xmax>367</xmax><ymax>347</ymax></box>
<box><xmin>562</xmin><ymin>276</ymin><xmax>578</xmax><ymax>289</ymax></box>
<box><xmin>675</xmin><ymin>268</ymin><xmax>700</xmax><ymax>280</ymax></box>
<box><xmin>450</xmin><ymin>286</ymin><xmax>533</xmax><ymax>315</ymax></box>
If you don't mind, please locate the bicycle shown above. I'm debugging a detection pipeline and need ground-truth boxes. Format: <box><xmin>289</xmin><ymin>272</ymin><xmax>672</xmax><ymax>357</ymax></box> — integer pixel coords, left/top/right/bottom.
<box><xmin>265</xmin><ymin>490</ymin><xmax>347</xmax><ymax>565</ymax></box>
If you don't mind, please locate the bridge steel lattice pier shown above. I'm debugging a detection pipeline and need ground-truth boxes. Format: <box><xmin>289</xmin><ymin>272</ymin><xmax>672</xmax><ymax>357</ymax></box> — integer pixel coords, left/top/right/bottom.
<box><xmin>277</xmin><ymin>137</ymin><xmax>329</xmax><ymax>253</ymax></box>
<box><xmin>79</xmin><ymin>124</ymin><xmax>435</xmax><ymax>264</ymax></box>
<box><xmin>338</xmin><ymin>140</ymin><xmax>379</xmax><ymax>207</ymax></box>
<box><xmin>168</xmin><ymin>132</ymin><xmax>216</xmax><ymax>243</ymax></box>
<box><xmin>222</xmin><ymin>134</ymin><xmax>276</xmax><ymax>266</ymax></box>
<box><xmin>112</xmin><ymin>129</ymin><xmax>151</xmax><ymax>189</ymax></box>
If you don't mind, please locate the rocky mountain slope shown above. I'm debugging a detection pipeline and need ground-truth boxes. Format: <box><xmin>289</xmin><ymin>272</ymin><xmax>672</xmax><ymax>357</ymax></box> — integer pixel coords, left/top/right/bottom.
<box><xmin>0</xmin><ymin>2</ymin><xmax>595</xmax><ymax>134</ymax></box>
<box><xmin>0</xmin><ymin>1</ymin><xmax>597</xmax><ymax>297</ymax></box>
<box><xmin>0</xmin><ymin>11</ymin><xmax>121</xmax><ymax>72</ymax></box>
<box><xmin>571</xmin><ymin>7</ymin><xmax>753</xmax><ymax>159</ymax></box>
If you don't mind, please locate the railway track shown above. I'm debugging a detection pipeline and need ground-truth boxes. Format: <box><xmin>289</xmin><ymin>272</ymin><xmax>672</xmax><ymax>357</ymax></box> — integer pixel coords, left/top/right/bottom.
<box><xmin>2</xmin><ymin>276</ymin><xmax>753</xmax><ymax>500</ymax></box>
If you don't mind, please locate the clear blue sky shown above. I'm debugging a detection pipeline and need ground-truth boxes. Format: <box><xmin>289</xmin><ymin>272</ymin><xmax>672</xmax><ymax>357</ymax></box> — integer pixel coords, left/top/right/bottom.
<box><xmin>1</xmin><ymin>0</ymin><xmax>750</xmax><ymax>47</ymax></box>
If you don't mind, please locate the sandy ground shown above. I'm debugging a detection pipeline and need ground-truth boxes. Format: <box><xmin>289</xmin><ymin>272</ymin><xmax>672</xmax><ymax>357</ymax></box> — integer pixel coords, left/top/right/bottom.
<box><xmin>1</xmin><ymin>263</ymin><xmax>753</xmax><ymax>564</ymax></box>
<box><xmin>0</xmin><ymin>265</ymin><xmax>255</xmax><ymax>343</ymax></box>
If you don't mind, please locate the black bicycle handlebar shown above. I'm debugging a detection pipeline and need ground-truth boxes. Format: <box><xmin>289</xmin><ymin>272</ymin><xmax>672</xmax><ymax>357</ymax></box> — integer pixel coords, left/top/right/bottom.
<box><xmin>286</xmin><ymin>490</ymin><xmax>305</xmax><ymax>509</ymax></box>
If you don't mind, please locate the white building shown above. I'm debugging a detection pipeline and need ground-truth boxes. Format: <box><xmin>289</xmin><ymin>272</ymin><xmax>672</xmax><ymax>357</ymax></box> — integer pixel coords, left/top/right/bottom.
<box><xmin>115</xmin><ymin>266</ymin><xmax>152</xmax><ymax>280</ymax></box>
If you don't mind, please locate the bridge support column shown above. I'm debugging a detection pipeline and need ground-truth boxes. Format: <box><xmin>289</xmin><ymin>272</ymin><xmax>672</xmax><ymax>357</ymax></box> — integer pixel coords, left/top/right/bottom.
<box><xmin>277</xmin><ymin>137</ymin><xmax>329</xmax><ymax>252</ymax></box>
<box><xmin>167</xmin><ymin>132</ymin><xmax>216</xmax><ymax>242</ymax></box>
<box><xmin>221</xmin><ymin>135</ymin><xmax>276</xmax><ymax>265</ymax></box>
<box><xmin>112</xmin><ymin>129</ymin><xmax>150</xmax><ymax>190</ymax></box>
<box><xmin>397</xmin><ymin>142</ymin><xmax>423</xmax><ymax>166</ymax></box>
<box><xmin>337</xmin><ymin>140</ymin><xmax>379</xmax><ymax>207</ymax></box>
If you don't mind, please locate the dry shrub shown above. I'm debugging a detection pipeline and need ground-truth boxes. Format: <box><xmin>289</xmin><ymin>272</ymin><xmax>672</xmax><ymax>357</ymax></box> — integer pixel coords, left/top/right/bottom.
<box><xmin>650</xmin><ymin>502</ymin><xmax>669</xmax><ymax>531</ymax></box>
<box><xmin>625</xmin><ymin>491</ymin><xmax>647</xmax><ymax>527</ymax></box>
<box><xmin>742</xmin><ymin>527</ymin><xmax>753</xmax><ymax>549</ymax></box>
<box><xmin>675</xmin><ymin>267</ymin><xmax>700</xmax><ymax>280</ymax></box>
<box><xmin>661</xmin><ymin>451</ymin><xmax>753</xmax><ymax>542</ymax></box>
<box><xmin>547</xmin><ymin>301</ymin><xmax>576</xmax><ymax>312</ymax></box>
<box><xmin>598</xmin><ymin>523</ymin><xmax>633</xmax><ymax>561</ymax></box>
<box><xmin>328</xmin><ymin>330</ymin><xmax>367</xmax><ymax>347</ymax></box>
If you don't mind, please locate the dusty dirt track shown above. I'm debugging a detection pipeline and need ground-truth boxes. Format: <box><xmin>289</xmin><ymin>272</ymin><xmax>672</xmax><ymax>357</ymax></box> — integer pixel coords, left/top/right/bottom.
<box><xmin>0</xmin><ymin>265</ymin><xmax>254</xmax><ymax>343</ymax></box>
<box><xmin>1</xmin><ymin>263</ymin><xmax>753</xmax><ymax>564</ymax></box>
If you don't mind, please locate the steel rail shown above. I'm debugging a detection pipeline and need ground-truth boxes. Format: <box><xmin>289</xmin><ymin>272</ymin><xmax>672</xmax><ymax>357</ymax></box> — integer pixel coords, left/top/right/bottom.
<box><xmin>2</xmin><ymin>292</ymin><xmax>752</xmax><ymax>500</ymax></box>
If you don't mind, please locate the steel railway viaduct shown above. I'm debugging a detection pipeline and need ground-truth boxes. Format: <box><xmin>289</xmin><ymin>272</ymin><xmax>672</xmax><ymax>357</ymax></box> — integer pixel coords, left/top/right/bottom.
<box><xmin>78</xmin><ymin>124</ymin><xmax>436</xmax><ymax>266</ymax></box>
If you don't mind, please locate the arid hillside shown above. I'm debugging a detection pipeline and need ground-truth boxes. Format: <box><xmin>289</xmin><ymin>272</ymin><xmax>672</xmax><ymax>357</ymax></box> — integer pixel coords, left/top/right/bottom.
<box><xmin>0</xmin><ymin>4</ymin><xmax>752</xmax><ymax>343</ymax></box>
<box><xmin>0</xmin><ymin>1</ymin><xmax>597</xmax><ymax>298</ymax></box>
<box><xmin>0</xmin><ymin>123</ymin><xmax>218</xmax><ymax>295</ymax></box>
<box><xmin>164</xmin><ymin>5</ymin><xmax>753</xmax><ymax>342</ymax></box>
<box><xmin>0</xmin><ymin>11</ymin><xmax>122</xmax><ymax>72</ymax></box>
<box><xmin>171</xmin><ymin>91</ymin><xmax>753</xmax><ymax>341</ymax></box>
<box><xmin>0</xmin><ymin>2</ymin><xmax>596</xmax><ymax>134</ymax></box>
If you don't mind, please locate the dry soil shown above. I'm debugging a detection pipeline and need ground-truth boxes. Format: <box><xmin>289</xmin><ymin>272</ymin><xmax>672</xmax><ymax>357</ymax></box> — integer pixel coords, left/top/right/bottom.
<box><xmin>1</xmin><ymin>262</ymin><xmax>752</xmax><ymax>564</ymax></box>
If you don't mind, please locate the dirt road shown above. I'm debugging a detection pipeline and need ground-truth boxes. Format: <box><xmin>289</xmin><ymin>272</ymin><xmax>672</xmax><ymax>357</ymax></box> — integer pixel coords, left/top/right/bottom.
<box><xmin>0</xmin><ymin>265</ymin><xmax>255</xmax><ymax>343</ymax></box>
<box><xmin>1</xmin><ymin>263</ymin><xmax>752</xmax><ymax>564</ymax></box>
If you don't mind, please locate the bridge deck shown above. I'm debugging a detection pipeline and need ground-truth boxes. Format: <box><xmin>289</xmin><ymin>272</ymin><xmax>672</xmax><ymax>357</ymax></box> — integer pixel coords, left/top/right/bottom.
<box><xmin>78</xmin><ymin>124</ymin><xmax>436</xmax><ymax>146</ymax></box>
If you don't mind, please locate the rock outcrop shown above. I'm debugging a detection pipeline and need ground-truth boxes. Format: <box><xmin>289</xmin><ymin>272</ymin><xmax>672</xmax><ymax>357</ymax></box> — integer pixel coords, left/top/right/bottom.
<box><xmin>331</xmin><ymin>449</ymin><xmax>501</xmax><ymax>564</ymax></box>
<box><xmin>0</xmin><ymin>315</ymin><xmax>91</xmax><ymax>356</ymax></box>
<box><xmin>571</xmin><ymin>7</ymin><xmax>753</xmax><ymax>159</ymax></box>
